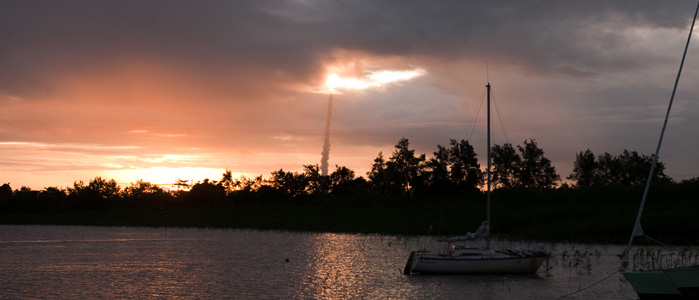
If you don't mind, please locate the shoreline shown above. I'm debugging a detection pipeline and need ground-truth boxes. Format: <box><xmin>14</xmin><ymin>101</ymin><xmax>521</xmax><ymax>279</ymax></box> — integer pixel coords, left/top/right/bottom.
<box><xmin>2</xmin><ymin>194</ymin><xmax>697</xmax><ymax>245</ymax></box>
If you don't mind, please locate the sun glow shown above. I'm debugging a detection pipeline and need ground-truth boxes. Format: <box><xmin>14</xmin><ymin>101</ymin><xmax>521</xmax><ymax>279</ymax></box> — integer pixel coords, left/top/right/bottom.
<box><xmin>326</xmin><ymin>74</ymin><xmax>341</xmax><ymax>89</ymax></box>
<box><xmin>369</xmin><ymin>69</ymin><xmax>426</xmax><ymax>84</ymax></box>
<box><xmin>105</xmin><ymin>166</ymin><xmax>239</xmax><ymax>189</ymax></box>
<box><xmin>325</xmin><ymin>68</ymin><xmax>426</xmax><ymax>91</ymax></box>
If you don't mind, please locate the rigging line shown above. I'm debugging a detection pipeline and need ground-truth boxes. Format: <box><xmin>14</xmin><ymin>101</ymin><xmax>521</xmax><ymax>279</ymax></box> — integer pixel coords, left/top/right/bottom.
<box><xmin>559</xmin><ymin>271</ymin><xmax>619</xmax><ymax>298</ymax></box>
<box><xmin>489</xmin><ymin>88</ymin><xmax>511</xmax><ymax>145</ymax></box>
<box><xmin>622</xmin><ymin>0</ymin><xmax>699</xmax><ymax>268</ymax></box>
<box><xmin>643</xmin><ymin>235</ymin><xmax>669</xmax><ymax>247</ymax></box>
<box><xmin>467</xmin><ymin>87</ymin><xmax>487</xmax><ymax>141</ymax></box>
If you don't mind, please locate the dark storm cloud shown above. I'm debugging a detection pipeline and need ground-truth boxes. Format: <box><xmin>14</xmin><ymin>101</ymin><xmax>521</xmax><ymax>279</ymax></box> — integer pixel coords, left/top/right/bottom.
<box><xmin>1</xmin><ymin>0</ymin><xmax>694</xmax><ymax>102</ymax></box>
<box><xmin>269</xmin><ymin>1</ymin><xmax>694</xmax><ymax>74</ymax></box>
<box><xmin>0</xmin><ymin>1</ymin><xmax>321</xmax><ymax>101</ymax></box>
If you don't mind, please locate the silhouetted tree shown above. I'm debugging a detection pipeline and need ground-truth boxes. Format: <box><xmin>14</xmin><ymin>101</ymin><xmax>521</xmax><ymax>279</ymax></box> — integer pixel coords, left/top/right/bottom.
<box><xmin>67</xmin><ymin>177</ymin><xmax>119</xmax><ymax>210</ymax></box>
<box><xmin>385</xmin><ymin>138</ymin><xmax>428</xmax><ymax>196</ymax></box>
<box><xmin>122</xmin><ymin>180</ymin><xmax>165</xmax><ymax>197</ymax></box>
<box><xmin>571</xmin><ymin>150</ymin><xmax>671</xmax><ymax>187</ymax></box>
<box><xmin>37</xmin><ymin>186</ymin><xmax>67</xmax><ymax>211</ymax></box>
<box><xmin>568</xmin><ymin>149</ymin><xmax>597</xmax><ymax>187</ymax></box>
<box><xmin>616</xmin><ymin>150</ymin><xmax>670</xmax><ymax>185</ymax></box>
<box><xmin>89</xmin><ymin>177</ymin><xmax>120</xmax><ymax>198</ymax></box>
<box><xmin>596</xmin><ymin>152</ymin><xmax>621</xmax><ymax>185</ymax></box>
<box><xmin>427</xmin><ymin>144</ymin><xmax>454</xmax><ymax>195</ymax></box>
<box><xmin>329</xmin><ymin>165</ymin><xmax>359</xmax><ymax>195</ymax></box>
<box><xmin>516</xmin><ymin>139</ymin><xmax>560</xmax><ymax>188</ymax></box>
<box><xmin>0</xmin><ymin>183</ymin><xmax>13</xmax><ymax>211</ymax></box>
<box><xmin>185</xmin><ymin>178</ymin><xmax>225</xmax><ymax>206</ymax></box>
<box><xmin>234</xmin><ymin>175</ymin><xmax>264</xmax><ymax>193</ymax></box>
<box><xmin>429</xmin><ymin>145</ymin><xmax>450</xmax><ymax>181</ymax></box>
<box><xmin>219</xmin><ymin>170</ymin><xmax>236</xmax><ymax>194</ymax></box>
<box><xmin>121</xmin><ymin>180</ymin><xmax>171</xmax><ymax>209</ymax></box>
<box><xmin>172</xmin><ymin>178</ymin><xmax>191</xmax><ymax>192</ymax></box>
<box><xmin>491</xmin><ymin>143</ymin><xmax>521</xmax><ymax>188</ymax></box>
<box><xmin>448</xmin><ymin>139</ymin><xmax>482</xmax><ymax>191</ymax></box>
<box><xmin>220</xmin><ymin>174</ymin><xmax>266</xmax><ymax>204</ymax></box>
<box><xmin>268</xmin><ymin>169</ymin><xmax>307</xmax><ymax>198</ymax></box>
<box><xmin>303</xmin><ymin>164</ymin><xmax>330</xmax><ymax>195</ymax></box>
<box><xmin>0</xmin><ymin>183</ymin><xmax>12</xmax><ymax>199</ymax></box>
<box><xmin>367</xmin><ymin>152</ymin><xmax>391</xmax><ymax>194</ymax></box>
<box><xmin>13</xmin><ymin>186</ymin><xmax>40</xmax><ymax>212</ymax></box>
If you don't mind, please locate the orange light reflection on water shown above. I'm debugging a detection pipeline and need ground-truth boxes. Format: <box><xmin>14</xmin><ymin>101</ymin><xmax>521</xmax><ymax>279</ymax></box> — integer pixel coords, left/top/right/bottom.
<box><xmin>303</xmin><ymin>233</ymin><xmax>371</xmax><ymax>299</ymax></box>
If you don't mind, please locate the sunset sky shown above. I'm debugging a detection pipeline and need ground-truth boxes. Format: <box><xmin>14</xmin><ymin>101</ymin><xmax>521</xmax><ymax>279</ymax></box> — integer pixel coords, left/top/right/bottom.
<box><xmin>2</xmin><ymin>1</ymin><xmax>699</xmax><ymax>190</ymax></box>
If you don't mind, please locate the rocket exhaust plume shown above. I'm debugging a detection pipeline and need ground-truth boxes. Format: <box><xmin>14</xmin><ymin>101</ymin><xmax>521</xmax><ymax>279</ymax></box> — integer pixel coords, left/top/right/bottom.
<box><xmin>317</xmin><ymin>69</ymin><xmax>425</xmax><ymax>176</ymax></box>
<box><xmin>320</xmin><ymin>93</ymin><xmax>333</xmax><ymax>176</ymax></box>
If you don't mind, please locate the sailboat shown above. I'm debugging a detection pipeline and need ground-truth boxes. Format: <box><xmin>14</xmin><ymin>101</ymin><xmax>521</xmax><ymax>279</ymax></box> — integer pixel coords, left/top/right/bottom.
<box><xmin>620</xmin><ymin>2</ymin><xmax>699</xmax><ymax>299</ymax></box>
<box><xmin>403</xmin><ymin>83</ymin><xmax>549</xmax><ymax>275</ymax></box>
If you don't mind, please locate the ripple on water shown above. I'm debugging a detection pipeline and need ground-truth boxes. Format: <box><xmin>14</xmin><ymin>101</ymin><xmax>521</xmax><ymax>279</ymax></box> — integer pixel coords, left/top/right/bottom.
<box><xmin>0</xmin><ymin>225</ymin><xmax>640</xmax><ymax>299</ymax></box>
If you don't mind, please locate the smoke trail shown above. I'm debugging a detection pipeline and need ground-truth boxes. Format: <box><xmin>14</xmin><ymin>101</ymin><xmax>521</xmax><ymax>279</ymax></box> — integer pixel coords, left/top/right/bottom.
<box><xmin>320</xmin><ymin>93</ymin><xmax>333</xmax><ymax>176</ymax></box>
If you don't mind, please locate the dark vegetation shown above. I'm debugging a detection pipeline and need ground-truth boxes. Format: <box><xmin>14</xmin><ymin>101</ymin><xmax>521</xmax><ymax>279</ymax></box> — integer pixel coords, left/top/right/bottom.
<box><xmin>2</xmin><ymin>138</ymin><xmax>697</xmax><ymax>244</ymax></box>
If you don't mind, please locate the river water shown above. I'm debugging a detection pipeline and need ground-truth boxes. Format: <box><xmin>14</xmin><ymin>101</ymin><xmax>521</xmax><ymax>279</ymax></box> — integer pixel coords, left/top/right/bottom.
<box><xmin>0</xmin><ymin>225</ymin><xmax>639</xmax><ymax>299</ymax></box>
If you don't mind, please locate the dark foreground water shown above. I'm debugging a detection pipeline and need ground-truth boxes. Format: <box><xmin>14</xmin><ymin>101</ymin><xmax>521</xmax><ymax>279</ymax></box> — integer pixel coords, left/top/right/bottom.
<box><xmin>0</xmin><ymin>225</ymin><xmax>638</xmax><ymax>299</ymax></box>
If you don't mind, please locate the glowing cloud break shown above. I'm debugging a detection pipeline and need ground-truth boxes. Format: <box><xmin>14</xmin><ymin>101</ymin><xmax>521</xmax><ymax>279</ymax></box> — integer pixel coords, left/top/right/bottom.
<box><xmin>326</xmin><ymin>68</ymin><xmax>426</xmax><ymax>90</ymax></box>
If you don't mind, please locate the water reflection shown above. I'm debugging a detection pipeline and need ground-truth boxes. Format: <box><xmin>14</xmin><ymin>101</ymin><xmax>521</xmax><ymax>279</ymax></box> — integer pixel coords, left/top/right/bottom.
<box><xmin>304</xmin><ymin>233</ymin><xmax>367</xmax><ymax>299</ymax></box>
<box><xmin>0</xmin><ymin>225</ymin><xmax>642</xmax><ymax>299</ymax></box>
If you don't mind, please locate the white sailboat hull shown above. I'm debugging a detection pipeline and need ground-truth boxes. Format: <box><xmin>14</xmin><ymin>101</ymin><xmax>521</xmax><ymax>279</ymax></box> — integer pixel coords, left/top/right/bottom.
<box><xmin>407</xmin><ymin>250</ymin><xmax>547</xmax><ymax>274</ymax></box>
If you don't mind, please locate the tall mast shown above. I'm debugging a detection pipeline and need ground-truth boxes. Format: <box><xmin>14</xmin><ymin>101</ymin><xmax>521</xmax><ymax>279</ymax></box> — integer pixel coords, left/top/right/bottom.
<box><xmin>621</xmin><ymin>0</ymin><xmax>699</xmax><ymax>268</ymax></box>
<box><xmin>486</xmin><ymin>83</ymin><xmax>491</xmax><ymax>250</ymax></box>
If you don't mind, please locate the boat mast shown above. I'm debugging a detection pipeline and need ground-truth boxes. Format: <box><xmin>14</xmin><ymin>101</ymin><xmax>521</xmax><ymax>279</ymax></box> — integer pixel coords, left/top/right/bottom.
<box><xmin>621</xmin><ymin>1</ymin><xmax>699</xmax><ymax>269</ymax></box>
<box><xmin>486</xmin><ymin>83</ymin><xmax>492</xmax><ymax>250</ymax></box>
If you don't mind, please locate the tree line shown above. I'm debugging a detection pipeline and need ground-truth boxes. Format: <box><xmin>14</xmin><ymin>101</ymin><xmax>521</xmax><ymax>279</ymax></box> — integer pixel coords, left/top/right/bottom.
<box><xmin>0</xmin><ymin>137</ymin><xmax>676</xmax><ymax>213</ymax></box>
